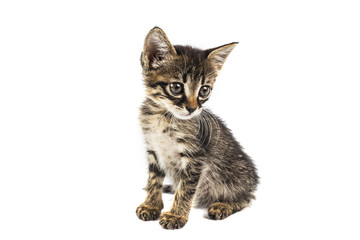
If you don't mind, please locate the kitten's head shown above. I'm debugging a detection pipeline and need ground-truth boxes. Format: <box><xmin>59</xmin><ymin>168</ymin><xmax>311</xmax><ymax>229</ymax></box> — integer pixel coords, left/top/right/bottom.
<box><xmin>141</xmin><ymin>27</ymin><xmax>237</xmax><ymax>120</ymax></box>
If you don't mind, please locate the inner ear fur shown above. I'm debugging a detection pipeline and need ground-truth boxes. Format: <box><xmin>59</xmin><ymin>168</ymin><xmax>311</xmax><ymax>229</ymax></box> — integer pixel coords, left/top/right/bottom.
<box><xmin>206</xmin><ymin>42</ymin><xmax>238</xmax><ymax>71</ymax></box>
<box><xmin>142</xmin><ymin>27</ymin><xmax>177</xmax><ymax>70</ymax></box>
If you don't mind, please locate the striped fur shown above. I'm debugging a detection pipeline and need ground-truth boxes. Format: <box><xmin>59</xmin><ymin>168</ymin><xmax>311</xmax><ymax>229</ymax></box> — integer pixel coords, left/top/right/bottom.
<box><xmin>136</xmin><ymin>27</ymin><xmax>259</xmax><ymax>230</ymax></box>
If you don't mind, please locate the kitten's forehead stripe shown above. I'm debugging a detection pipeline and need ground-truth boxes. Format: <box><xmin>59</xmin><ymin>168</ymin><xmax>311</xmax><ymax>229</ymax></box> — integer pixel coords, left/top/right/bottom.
<box><xmin>182</xmin><ymin>74</ymin><xmax>187</xmax><ymax>83</ymax></box>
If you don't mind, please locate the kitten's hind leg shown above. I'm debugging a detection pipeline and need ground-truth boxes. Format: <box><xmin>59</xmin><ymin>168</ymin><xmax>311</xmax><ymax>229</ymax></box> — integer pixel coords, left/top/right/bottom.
<box><xmin>162</xmin><ymin>185</ymin><xmax>175</xmax><ymax>194</ymax></box>
<box><xmin>208</xmin><ymin>201</ymin><xmax>249</xmax><ymax>220</ymax></box>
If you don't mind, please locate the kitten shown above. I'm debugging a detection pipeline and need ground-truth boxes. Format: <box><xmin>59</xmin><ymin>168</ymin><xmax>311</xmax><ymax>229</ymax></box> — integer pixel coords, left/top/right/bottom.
<box><xmin>136</xmin><ymin>27</ymin><xmax>259</xmax><ymax>230</ymax></box>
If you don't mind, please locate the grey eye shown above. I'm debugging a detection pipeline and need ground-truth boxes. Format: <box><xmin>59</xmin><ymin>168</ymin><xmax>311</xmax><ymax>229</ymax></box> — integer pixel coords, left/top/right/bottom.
<box><xmin>169</xmin><ymin>82</ymin><xmax>183</xmax><ymax>95</ymax></box>
<box><xmin>199</xmin><ymin>86</ymin><xmax>211</xmax><ymax>98</ymax></box>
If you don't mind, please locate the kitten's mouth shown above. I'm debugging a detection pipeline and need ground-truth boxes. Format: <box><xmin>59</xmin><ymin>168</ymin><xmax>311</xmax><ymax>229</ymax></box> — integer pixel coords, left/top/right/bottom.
<box><xmin>172</xmin><ymin>109</ymin><xmax>201</xmax><ymax>120</ymax></box>
<box><xmin>161</xmin><ymin>101</ymin><xmax>201</xmax><ymax>120</ymax></box>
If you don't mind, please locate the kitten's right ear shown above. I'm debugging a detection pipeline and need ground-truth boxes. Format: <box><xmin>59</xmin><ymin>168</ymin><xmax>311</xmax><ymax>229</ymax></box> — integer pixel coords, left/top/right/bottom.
<box><xmin>141</xmin><ymin>27</ymin><xmax>177</xmax><ymax>71</ymax></box>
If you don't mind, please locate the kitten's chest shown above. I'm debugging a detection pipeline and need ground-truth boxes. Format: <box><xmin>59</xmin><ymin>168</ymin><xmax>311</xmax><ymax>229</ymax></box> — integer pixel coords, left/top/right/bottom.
<box><xmin>143</xmin><ymin>118</ymin><xmax>187</xmax><ymax>173</ymax></box>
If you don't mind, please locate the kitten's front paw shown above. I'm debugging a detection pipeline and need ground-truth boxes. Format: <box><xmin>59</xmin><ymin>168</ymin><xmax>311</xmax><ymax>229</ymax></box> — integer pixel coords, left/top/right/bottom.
<box><xmin>208</xmin><ymin>202</ymin><xmax>233</xmax><ymax>220</ymax></box>
<box><xmin>159</xmin><ymin>212</ymin><xmax>187</xmax><ymax>230</ymax></box>
<box><xmin>136</xmin><ymin>204</ymin><xmax>161</xmax><ymax>221</ymax></box>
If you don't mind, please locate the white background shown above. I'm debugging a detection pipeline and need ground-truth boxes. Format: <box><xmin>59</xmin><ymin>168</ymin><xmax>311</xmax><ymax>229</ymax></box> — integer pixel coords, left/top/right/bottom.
<box><xmin>1</xmin><ymin>0</ymin><xmax>359</xmax><ymax>239</ymax></box>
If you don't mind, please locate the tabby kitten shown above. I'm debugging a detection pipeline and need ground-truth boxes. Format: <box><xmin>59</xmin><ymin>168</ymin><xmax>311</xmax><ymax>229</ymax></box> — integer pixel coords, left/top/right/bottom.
<box><xmin>136</xmin><ymin>27</ymin><xmax>259</xmax><ymax>230</ymax></box>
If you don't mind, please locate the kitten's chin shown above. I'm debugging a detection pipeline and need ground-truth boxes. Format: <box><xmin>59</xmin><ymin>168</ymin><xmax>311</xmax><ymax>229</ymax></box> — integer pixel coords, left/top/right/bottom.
<box><xmin>171</xmin><ymin>109</ymin><xmax>201</xmax><ymax>120</ymax></box>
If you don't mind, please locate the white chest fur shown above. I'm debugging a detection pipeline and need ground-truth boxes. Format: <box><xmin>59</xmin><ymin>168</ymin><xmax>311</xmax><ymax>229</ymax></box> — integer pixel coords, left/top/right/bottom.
<box><xmin>143</xmin><ymin>118</ymin><xmax>188</xmax><ymax>176</ymax></box>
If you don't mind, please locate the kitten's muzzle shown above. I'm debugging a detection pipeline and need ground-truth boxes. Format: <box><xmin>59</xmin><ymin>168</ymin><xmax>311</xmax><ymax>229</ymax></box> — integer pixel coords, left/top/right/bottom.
<box><xmin>186</xmin><ymin>106</ymin><xmax>197</xmax><ymax>114</ymax></box>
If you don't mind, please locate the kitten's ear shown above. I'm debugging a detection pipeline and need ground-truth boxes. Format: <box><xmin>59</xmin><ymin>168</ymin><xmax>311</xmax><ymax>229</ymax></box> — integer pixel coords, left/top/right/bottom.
<box><xmin>206</xmin><ymin>42</ymin><xmax>238</xmax><ymax>71</ymax></box>
<box><xmin>141</xmin><ymin>27</ymin><xmax>177</xmax><ymax>70</ymax></box>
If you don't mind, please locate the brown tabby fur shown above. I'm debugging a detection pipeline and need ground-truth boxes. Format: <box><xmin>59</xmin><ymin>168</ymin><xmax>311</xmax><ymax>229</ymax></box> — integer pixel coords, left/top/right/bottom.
<box><xmin>136</xmin><ymin>27</ymin><xmax>259</xmax><ymax>230</ymax></box>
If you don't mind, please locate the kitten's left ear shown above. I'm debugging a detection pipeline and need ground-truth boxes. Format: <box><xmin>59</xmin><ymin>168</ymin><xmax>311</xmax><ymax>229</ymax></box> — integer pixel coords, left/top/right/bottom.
<box><xmin>206</xmin><ymin>42</ymin><xmax>238</xmax><ymax>71</ymax></box>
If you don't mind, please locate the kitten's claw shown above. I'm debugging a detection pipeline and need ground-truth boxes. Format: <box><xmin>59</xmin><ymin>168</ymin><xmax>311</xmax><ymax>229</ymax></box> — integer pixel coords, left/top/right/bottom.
<box><xmin>159</xmin><ymin>212</ymin><xmax>187</xmax><ymax>230</ymax></box>
<box><xmin>136</xmin><ymin>204</ymin><xmax>161</xmax><ymax>221</ymax></box>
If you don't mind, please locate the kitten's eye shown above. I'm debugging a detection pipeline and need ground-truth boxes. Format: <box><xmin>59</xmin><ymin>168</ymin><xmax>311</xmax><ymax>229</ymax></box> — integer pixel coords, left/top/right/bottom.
<box><xmin>169</xmin><ymin>82</ymin><xmax>184</xmax><ymax>95</ymax></box>
<box><xmin>199</xmin><ymin>86</ymin><xmax>211</xmax><ymax>98</ymax></box>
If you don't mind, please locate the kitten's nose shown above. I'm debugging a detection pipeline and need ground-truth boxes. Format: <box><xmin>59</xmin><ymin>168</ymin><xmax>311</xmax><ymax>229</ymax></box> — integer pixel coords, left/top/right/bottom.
<box><xmin>186</xmin><ymin>106</ymin><xmax>196</xmax><ymax>114</ymax></box>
